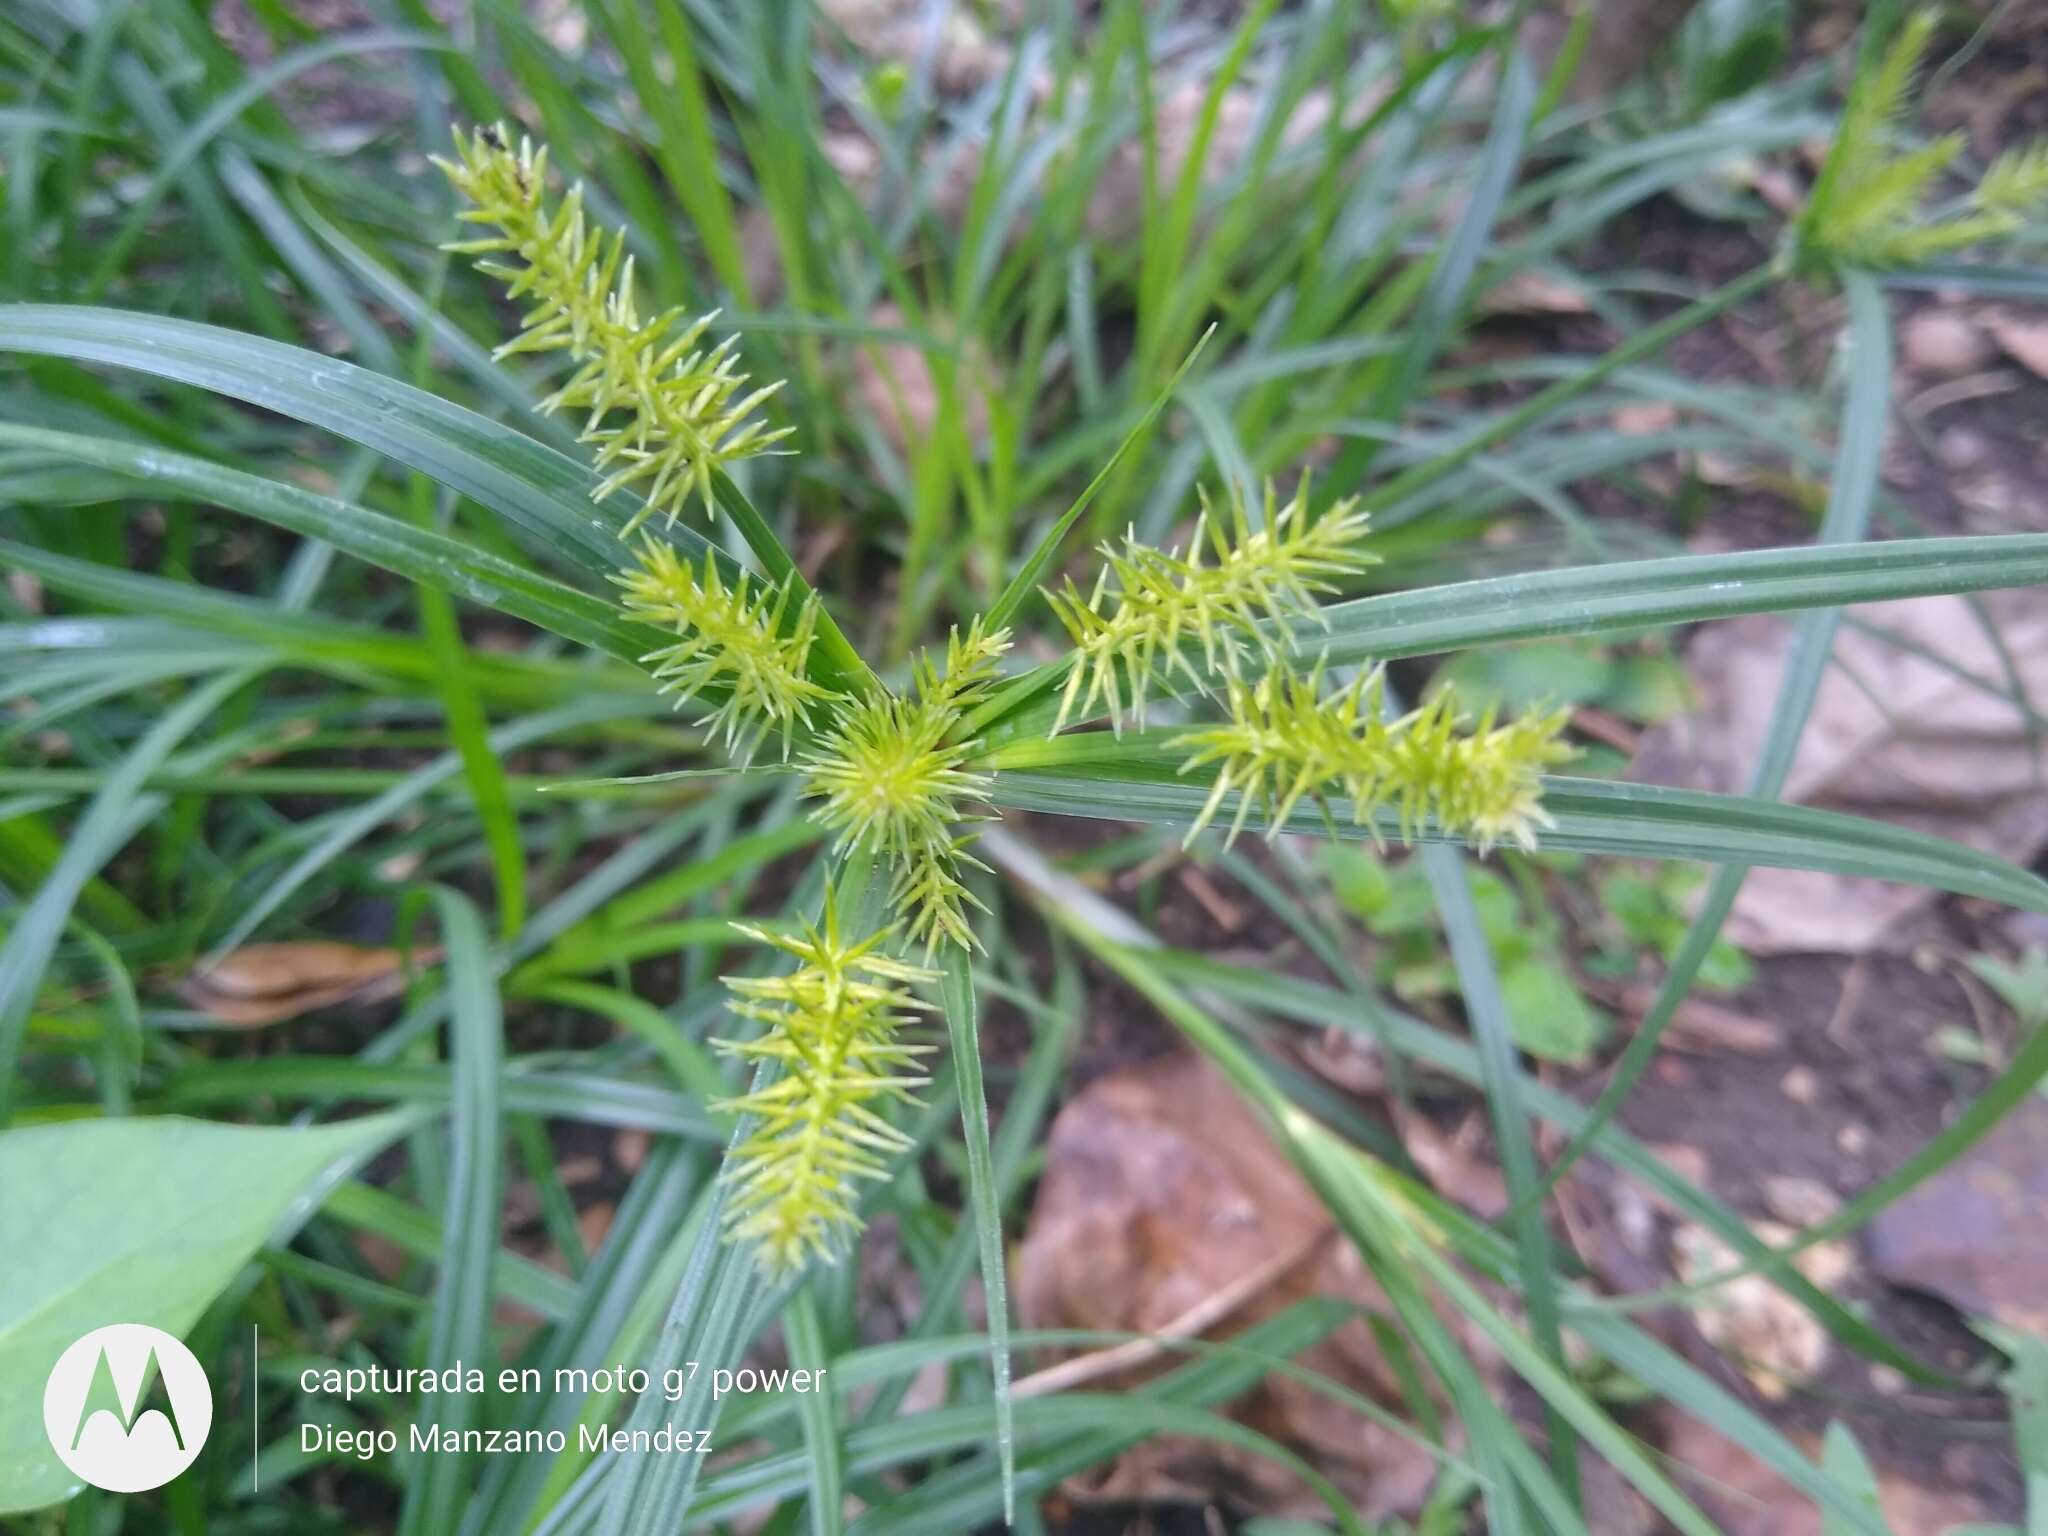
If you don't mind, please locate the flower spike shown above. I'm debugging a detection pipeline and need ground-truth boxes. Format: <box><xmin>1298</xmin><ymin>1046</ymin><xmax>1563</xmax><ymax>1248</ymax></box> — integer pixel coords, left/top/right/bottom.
<box><xmin>436</xmin><ymin>125</ymin><xmax>792</xmax><ymax>530</ymax></box>
<box><xmin>1796</xmin><ymin>11</ymin><xmax>2048</xmax><ymax>272</ymax></box>
<box><xmin>714</xmin><ymin>901</ymin><xmax>937</xmax><ymax>1275</ymax></box>
<box><xmin>614</xmin><ymin>539</ymin><xmax>830</xmax><ymax>760</ymax></box>
<box><xmin>800</xmin><ymin>621</ymin><xmax>1010</xmax><ymax>954</ymax></box>
<box><xmin>1042</xmin><ymin>478</ymin><xmax>1376</xmax><ymax>734</ymax></box>
<box><xmin>1172</xmin><ymin>660</ymin><xmax>1576</xmax><ymax>853</ymax></box>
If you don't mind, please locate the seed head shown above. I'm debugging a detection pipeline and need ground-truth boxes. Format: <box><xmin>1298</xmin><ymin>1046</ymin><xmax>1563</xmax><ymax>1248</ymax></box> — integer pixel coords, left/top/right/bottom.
<box><xmin>800</xmin><ymin>621</ymin><xmax>1009</xmax><ymax>953</ymax></box>
<box><xmin>1172</xmin><ymin>660</ymin><xmax>1575</xmax><ymax>852</ymax></box>
<box><xmin>714</xmin><ymin>901</ymin><xmax>936</xmax><ymax>1275</ymax></box>
<box><xmin>1797</xmin><ymin>12</ymin><xmax>2048</xmax><ymax>271</ymax></box>
<box><xmin>614</xmin><ymin>539</ymin><xmax>829</xmax><ymax>760</ymax></box>
<box><xmin>1042</xmin><ymin>479</ymin><xmax>1375</xmax><ymax>734</ymax></box>
<box><xmin>437</xmin><ymin>125</ymin><xmax>792</xmax><ymax>530</ymax></box>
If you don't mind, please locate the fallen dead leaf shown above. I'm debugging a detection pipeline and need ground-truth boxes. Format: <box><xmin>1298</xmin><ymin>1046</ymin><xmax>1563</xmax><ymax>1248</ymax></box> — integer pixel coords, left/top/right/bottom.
<box><xmin>1297</xmin><ymin>1026</ymin><xmax>1385</xmax><ymax>1094</ymax></box>
<box><xmin>1662</xmin><ymin>1403</ymin><xmax>1996</xmax><ymax>1536</ymax></box>
<box><xmin>1759</xmin><ymin>1175</ymin><xmax>1842</xmax><ymax>1228</ymax></box>
<box><xmin>1984</xmin><ymin>310</ymin><xmax>2048</xmax><ymax>381</ymax></box>
<box><xmin>1867</xmin><ymin>1094</ymin><xmax>2048</xmax><ymax>1336</ymax></box>
<box><xmin>1479</xmin><ymin>269</ymin><xmax>1592</xmax><ymax>316</ymax></box>
<box><xmin>613</xmin><ymin>1125</ymin><xmax>650</xmax><ymax>1173</ymax></box>
<box><xmin>1632</xmin><ymin>591</ymin><xmax>2048</xmax><ymax>953</ymax></box>
<box><xmin>1013</xmin><ymin>1053</ymin><xmax>1458</xmax><ymax>1522</ymax></box>
<box><xmin>1614</xmin><ymin>402</ymin><xmax>1679</xmax><ymax>436</ymax></box>
<box><xmin>1646</xmin><ymin>1142</ymin><xmax>1714</xmax><ymax>1194</ymax></box>
<box><xmin>1900</xmin><ymin>308</ymin><xmax>1995</xmax><ymax>377</ymax></box>
<box><xmin>179</xmin><ymin>941</ymin><xmax>438</xmax><ymax>1026</ymax></box>
<box><xmin>1404</xmin><ymin>1114</ymin><xmax>1508</xmax><ymax>1222</ymax></box>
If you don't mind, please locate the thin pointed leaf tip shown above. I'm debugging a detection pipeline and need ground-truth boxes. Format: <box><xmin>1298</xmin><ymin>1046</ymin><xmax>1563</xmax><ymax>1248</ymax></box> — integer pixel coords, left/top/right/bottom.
<box><xmin>1173</xmin><ymin>660</ymin><xmax>1576</xmax><ymax>853</ymax></box>
<box><xmin>437</xmin><ymin>124</ymin><xmax>792</xmax><ymax>530</ymax></box>
<box><xmin>714</xmin><ymin>900</ymin><xmax>937</xmax><ymax>1275</ymax></box>
<box><xmin>1041</xmin><ymin>478</ymin><xmax>1377</xmax><ymax>733</ymax></box>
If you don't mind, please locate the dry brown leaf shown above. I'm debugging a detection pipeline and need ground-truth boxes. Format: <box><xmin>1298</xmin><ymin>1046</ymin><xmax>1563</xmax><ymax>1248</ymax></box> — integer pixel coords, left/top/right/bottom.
<box><xmin>1614</xmin><ymin>402</ymin><xmax>1679</xmax><ymax>436</ymax></box>
<box><xmin>1759</xmin><ymin>1175</ymin><xmax>1841</xmax><ymax>1227</ymax></box>
<box><xmin>180</xmin><ymin>941</ymin><xmax>437</xmax><ymax>1026</ymax></box>
<box><xmin>1479</xmin><ymin>269</ymin><xmax>1592</xmax><ymax>316</ymax></box>
<box><xmin>1867</xmin><ymin>1094</ymin><xmax>2048</xmax><ymax>1336</ymax></box>
<box><xmin>1013</xmin><ymin>1053</ymin><xmax>1456</xmax><ymax>1523</ymax></box>
<box><xmin>1984</xmin><ymin>310</ymin><xmax>2048</xmax><ymax>381</ymax></box>
<box><xmin>1661</xmin><ymin>1407</ymin><xmax>1993</xmax><ymax>1536</ymax></box>
<box><xmin>1632</xmin><ymin>590</ymin><xmax>2048</xmax><ymax>953</ymax></box>
<box><xmin>1404</xmin><ymin>1115</ymin><xmax>1508</xmax><ymax>1221</ymax></box>
<box><xmin>1900</xmin><ymin>308</ymin><xmax>1995</xmax><ymax>377</ymax></box>
<box><xmin>1586</xmin><ymin>979</ymin><xmax>1785</xmax><ymax>1056</ymax></box>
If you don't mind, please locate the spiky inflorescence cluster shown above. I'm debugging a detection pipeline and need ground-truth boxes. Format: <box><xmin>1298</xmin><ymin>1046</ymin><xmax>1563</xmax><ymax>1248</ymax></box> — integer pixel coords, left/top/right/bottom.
<box><xmin>801</xmin><ymin>621</ymin><xmax>1011</xmax><ymax>954</ymax></box>
<box><xmin>441</xmin><ymin>121</ymin><xmax>1575</xmax><ymax>1277</ymax></box>
<box><xmin>714</xmin><ymin>903</ymin><xmax>936</xmax><ymax>1275</ymax></box>
<box><xmin>436</xmin><ymin>125</ymin><xmax>791</xmax><ymax>530</ymax></box>
<box><xmin>1173</xmin><ymin>661</ymin><xmax>1576</xmax><ymax>853</ymax></box>
<box><xmin>1797</xmin><ymin>10</ymin><xmax>2048</xmax><ymax>271</ymax></box>
<box><xmin>1043</xmin><ymin>480</ymin><xmax>1377</xmax><ymax>732</ymax></box>
<box><xmin>614</xmin><ymin>539</ymin><xmax>829</xmax><ymax>760</ymax></box>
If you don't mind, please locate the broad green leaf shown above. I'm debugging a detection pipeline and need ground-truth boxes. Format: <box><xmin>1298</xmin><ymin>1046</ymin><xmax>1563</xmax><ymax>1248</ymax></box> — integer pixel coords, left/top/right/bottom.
<box><xmin>0</xmin><ymin>304</ymin><xmax>706</xmax><ymax>579</ymax></box>
<box><xmin>1300</xmin><ymin>532</ymin><xmax>2048</xmax><ymax>668</ymax></box>
<box><xmin>1423</xmin><ymin>844</ymin><xmax>1577</xmax><ymax>1499</ymax></box>
<box><xmin>0</xmin><ymin>1113</ymin><xmax>404</xmax><ymax>1513</ymax></box>
<box><xmin>1499</xmin><ymin>959</ymin><xmax>1610</xmax><ymax>1065</ymax></box>
<box><xmin>0</xmin><ymin>424</ymin><xmax>655</xmax><ymax>663</ymax></box>
<box><xmin>401</xmin><ymin>890</ymin><xmax>505</xmax><ymax>1536</ymax></box>
<box><xmin>937</xmin><ymin>947</ymin><xmax>1014</xmax><ymax>1521</ymax></box>
<box><xmin>784</xmin><ymin>1288</ymin><xmax>843</xmax><ymax>1536</ymax></box>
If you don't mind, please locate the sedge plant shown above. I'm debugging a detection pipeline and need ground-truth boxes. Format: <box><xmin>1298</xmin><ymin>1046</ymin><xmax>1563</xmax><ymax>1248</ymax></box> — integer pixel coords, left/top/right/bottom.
<box><xmin>11</xmin><ymin>8</ymin><xmax>2048</xmax><ymax>1535</ymax></box>
<box><xmin>441</xmin><ymin>123</ymin><xmax>1577</xmax><ymax>1275</ymax></box>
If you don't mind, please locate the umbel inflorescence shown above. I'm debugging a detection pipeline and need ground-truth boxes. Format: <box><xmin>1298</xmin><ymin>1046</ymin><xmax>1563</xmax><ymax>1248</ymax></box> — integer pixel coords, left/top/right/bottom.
<box><xmin>442</xmin><ymin>125</ymin><xmax>1572</xmax><ymax>1274</ymax></box>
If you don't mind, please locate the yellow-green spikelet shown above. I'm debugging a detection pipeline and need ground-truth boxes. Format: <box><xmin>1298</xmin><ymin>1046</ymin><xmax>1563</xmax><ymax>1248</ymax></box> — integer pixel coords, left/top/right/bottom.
<box><xmin>1172</xmin><ymin>660</ymin><xmax>1575</xmax><ymax>852</ymax></box>
<box><xmin>436</xmin><ymin>125</ymin><xmax>792</xmax><ymax>529</ymax></box>
<box><xmin>613</xmin><ymin>539</ymin><xmax>830</xmax><ymax>760</ymax></box>
<box><xmin>713</xmin><ymin>905</ymin><xmax>936</xmax><ymax>1275</ymax></box>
